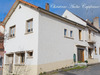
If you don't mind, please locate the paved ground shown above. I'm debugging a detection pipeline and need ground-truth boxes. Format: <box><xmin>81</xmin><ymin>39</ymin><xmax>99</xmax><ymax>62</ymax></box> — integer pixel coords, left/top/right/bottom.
<box><xmin>52</xmin><ymin>64</ymin><xmax>100</xmax><ymax>75</ymax></box>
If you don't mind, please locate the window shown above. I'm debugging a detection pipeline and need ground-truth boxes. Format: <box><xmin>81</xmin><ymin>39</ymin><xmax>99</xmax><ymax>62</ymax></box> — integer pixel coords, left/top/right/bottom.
<box><xmin>89</xmin><ymin>30</ymin><xmax>91</xmax><ymax>40</ymax></box>
<box><xmin>95</xmin><ymin>47</ymin><xmax>97</xmax><ymax>55</ymax></box>
<box><xmin>20</xmin><ymin>53</ymin><xmax>25</xmax><ymax>64</ymax></box>
<box><xmin>9</xmin><ymin>25</ymin><xmax>16</xmax><ymax>37</ymax></box>
<box><xmin>6</xmin><ymin>54</ymin><xmax>14</xmax><ymax>73</ymax></box>
<box><xmin>27</xmin><ymin>51</ymin><xmax>33</xmax><ymax>57</ymax></box>
<box><xmin>26</xmin><ymin>18</ymin><xmax>33</xmax><ymax>33</ymax></box>
<box><xmin>70</xmin><ymin>31</ymin><xmax>73</xmax><ymax>37</ymax></box>
<box><xmin>6</xmin><ymin>54</ymin><xmax>13</xmax><ymax>64</ymax></box>
<box><xmin>99</xmin><ymin>48</ymin><xmax>100</xmax><ymax>55</ymax></box>
<box><xmin>64</xmin><ymin>29</ymin><xmax>67</xmax><ymax>36</ymax></box>
<box><xmin>19</xmin><ymin>5</ymin><xmax>21</xmax><ymax>9</ymax></box>
<box><xmin>79</xmin><ymin>30</ymin><xmax>82</xmax><ymax>40</ymax></box>
<box><xmin>15</xmin><ymin>52</ymin><xmax>25</xmax><ymax>64</ymax></box>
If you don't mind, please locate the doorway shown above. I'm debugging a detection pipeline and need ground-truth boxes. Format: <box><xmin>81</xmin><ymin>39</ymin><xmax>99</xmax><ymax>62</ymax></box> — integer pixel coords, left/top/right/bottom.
<box><xmin>88</xmin><ymin>48</ymin><xmax>93</xmax><ymax>58</ymax></box>
<box><xmin>77</xmin><ymin>49</ymin><xmax>84</xmax><ymax>62</ymax></box>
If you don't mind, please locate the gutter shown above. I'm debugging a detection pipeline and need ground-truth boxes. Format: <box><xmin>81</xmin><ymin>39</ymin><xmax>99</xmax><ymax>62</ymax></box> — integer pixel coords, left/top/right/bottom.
<box><xmin>87</xmin><ymin>23</ymin><xmax>100</xmax><ymax>32</ymax></box>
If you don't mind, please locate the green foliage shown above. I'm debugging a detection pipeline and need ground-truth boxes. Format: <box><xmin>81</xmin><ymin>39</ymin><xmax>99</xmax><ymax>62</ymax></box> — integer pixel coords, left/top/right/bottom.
<box><xmin>63</xmin><ymin>66</ymin><xmax>87</xmax><ymax>71</ymax></box>
<box><xmin>78</xmin><ymin>61</ymin><xmax>82</xmax><ymax>63</ymax></box>
<box><xmin>39</xmin><ymin>66</ymin><xmax>87</xmax><ymax>75</ymax></box>
<box><xmin>39</xmin><ymin>72</ymin><xmax>46</xmax><ymax>75</ymax></box>
<box><xmin>84</xmin><ymin>60</ymin><xmax>88</xmax><ymax>63</ymax></box>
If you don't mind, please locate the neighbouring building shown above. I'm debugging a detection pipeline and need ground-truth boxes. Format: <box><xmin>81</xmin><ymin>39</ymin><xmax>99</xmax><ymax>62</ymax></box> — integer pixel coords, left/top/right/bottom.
<box><xmin>0</xmin><ymin>22</ymin><xmax>4</xmax><ymax>71</ymax></box>
<box><xmin>2</xmin><ymin>0</ymin><xmax>100</xmax><ymax>75</ymax></box>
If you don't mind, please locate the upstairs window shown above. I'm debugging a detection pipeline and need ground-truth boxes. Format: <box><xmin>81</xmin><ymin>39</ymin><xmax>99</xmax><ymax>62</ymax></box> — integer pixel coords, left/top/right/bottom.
<box><xmin>64</xmin><ymin>29</ymin><xmax>67</xmax><ymax>36</ymax></box>
<box><xmin>9</xmin><ymin>25</ymin><xmax>16</xmax><ymax>37</ymax></box>
<box><xmin>26</xmin><ymin>18</ymin><xmax>33</xmax><ymax>33</ymax></box>
<box><xmin>70</xmin><ymin>30</ymin><xmax>73</xmax><ymax>37</ymax></box>
<box><xmin>79</xmin><ymin>30</ymin><xmax>82</xmax><ymax>40</ymax></box>
<box><xmin>89</xmin><ymin>30</ymin><xmax>91</xmax><ymax>40</ymax></box>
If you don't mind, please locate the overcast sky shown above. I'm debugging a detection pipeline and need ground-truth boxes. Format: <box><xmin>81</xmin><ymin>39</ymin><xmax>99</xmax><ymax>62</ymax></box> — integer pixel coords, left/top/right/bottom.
<box><xmin>0</xmin><ymin>0</ymin><xmax>100</xmax><ymax>22</ymax></box>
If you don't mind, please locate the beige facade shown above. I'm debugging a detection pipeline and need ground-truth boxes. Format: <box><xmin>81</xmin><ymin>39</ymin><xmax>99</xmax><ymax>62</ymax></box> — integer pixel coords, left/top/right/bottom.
<box><xmin>38</xmin><ymin>59</ymin><xmax>73</xmax><ymax>74</ymax></box>
<box><xmin>3</xmin><ymin>65</ymin><xmax>38</xmax><ymax>75</ymax></box>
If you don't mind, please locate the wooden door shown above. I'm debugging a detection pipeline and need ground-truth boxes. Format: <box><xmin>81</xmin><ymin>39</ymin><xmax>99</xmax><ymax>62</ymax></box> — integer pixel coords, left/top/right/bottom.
<box><xmin>78</xmin><ymin>49</ymin><xmax>84</xmax><ymax>62</ymax></box>
<box><xmin>81</xmin><ymin>50</ymin><xmax>84</xmax><ymax>62</ymax></box>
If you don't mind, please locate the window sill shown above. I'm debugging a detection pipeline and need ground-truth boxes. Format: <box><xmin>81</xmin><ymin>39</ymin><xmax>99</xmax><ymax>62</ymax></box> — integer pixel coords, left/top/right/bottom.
<box><xmin>64</xmin><ymin>36</ymin><xmax>74</xmax><ymax>40</ymax></box>
<box><xmin>79</xmin><ymin>40</ymin><xmax>83</xmax><ymax>41</ymax></box>
<box><xmin>25</xmin><ymin>31</ymin><xmax>33</xmax><ymax>35</ymax></box>
<box><xmin>5</xmin><ymin>64</ymin><xmax>10</xmax><ymax>65</ymax></box>
<box><xmin>27</xmin><ymin>56</ymin><xmax>33</xmax><ymax>59</ymax></box>
<box><xmin>14</xmin><ymin>64</ymin><xmax>25</xmax><ymax>66</ymax></box>
<box><xmin>8</xmin><ymin>36</ymin><xmax>15</xmax><ymax>39</ymax></box>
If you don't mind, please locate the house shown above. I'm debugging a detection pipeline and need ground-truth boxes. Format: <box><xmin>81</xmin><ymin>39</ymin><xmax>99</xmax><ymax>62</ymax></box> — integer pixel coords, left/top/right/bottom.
<box><xmin>2</xmin><ymin>0</ymin><xmax>100</xmax><ymax>75</ymax></box>
<box><xmin>0</xmin><ymin>22</ymin><xmax>4</xmax><ymax>71</ymax></box>
<box><xmin>63</xmin><ymin>10</ymin><xmax>100</xmax><ymax>64</ymax></box>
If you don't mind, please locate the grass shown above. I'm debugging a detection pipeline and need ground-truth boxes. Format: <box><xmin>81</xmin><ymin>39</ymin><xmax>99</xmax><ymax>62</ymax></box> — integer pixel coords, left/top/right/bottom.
<box><xmin>39</xmin><ymin>66</ymin><xmax>87</xmax><ymax>75</ymax></box>
<box><xmin>63</xmin><ymin>66</ymin><xmax>87</xmax><ymax>71</ymax></box>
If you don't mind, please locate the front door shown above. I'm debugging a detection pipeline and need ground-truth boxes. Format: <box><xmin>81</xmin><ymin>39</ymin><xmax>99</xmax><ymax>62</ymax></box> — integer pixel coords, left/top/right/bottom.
<box><xmin>78</xmin><ymin>49</ymin><xmax>84</xmax><ymax>62</ymax></box>
<box><xmin>7</xmin><ymin>54</ymin><xmax>14</xmax><ymax>73</ymax></box>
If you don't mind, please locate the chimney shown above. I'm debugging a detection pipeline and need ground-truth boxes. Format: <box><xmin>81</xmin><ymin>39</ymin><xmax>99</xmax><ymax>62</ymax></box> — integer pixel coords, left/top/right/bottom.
<box><xmin>93</xmin><ymin>17</ymin><xmax>99</xmax><ymax>29</ymax></box>
<box><xmin>45</xmin><ymin>3</ymin><xmax>49</xmax><ymax>11</ymax></box>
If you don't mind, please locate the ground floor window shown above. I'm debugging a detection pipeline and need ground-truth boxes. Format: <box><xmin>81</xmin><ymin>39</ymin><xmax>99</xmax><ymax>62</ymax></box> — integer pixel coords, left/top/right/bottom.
<box><xmin>15</xmin><ymin>52</ymin><xmax>25</xmax><ymax>64</ymax></box>
<box><xmin>6</xmin><ymin>54</ymin><xmax>13</xmax><ymax>64</ymax></box>
<box><xmin>27</xmin><ymin>51</ymin><xmax>33</xmax><ymax>57</ymax></box>
<box><xmin>6</xmin><ymin>54</ymin><xmax>14</xmax><ymax>73</ymax></box>
<box><xmin>20</xmin><ymin>53</ymin><xmax>25</xmax><ymax>64</ymax></box>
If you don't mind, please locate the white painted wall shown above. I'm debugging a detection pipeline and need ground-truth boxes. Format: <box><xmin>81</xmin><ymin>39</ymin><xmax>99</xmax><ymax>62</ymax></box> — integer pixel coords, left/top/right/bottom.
<box><xmin>62</xmin><ymin>10</ymin><xmax>86</xmax><ymax>26</ymax></box>
<box><xmin>4</xmin><ymin>2</ymin><xmax>100</xmax><ymax>67</ymax></box>
<box><xmin>38</xmin><ymin>12</ymin><xmax>87</xmax><ymax>65</ymax></box>
<box><xmin>4</xmin><ymin>3</ymin><xmax>39</xmax><ymax>65</ymax></box>
<box><xmin>95</xmin><ymin>33</ymin><xmax>100</xmax><ymax>61</ymax></box>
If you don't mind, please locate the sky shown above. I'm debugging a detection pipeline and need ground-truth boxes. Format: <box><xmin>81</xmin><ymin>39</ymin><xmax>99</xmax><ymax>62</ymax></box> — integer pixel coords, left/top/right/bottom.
<box><xmin>0</xmin><ymin>0</ymin><xmax>100</xmax><ymax>22</ymax></box>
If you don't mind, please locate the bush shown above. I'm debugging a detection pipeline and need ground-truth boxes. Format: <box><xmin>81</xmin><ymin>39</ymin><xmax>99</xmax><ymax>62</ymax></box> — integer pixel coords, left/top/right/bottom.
<box><xmin>84</xmin><ymin>60</ymin><xmax>88</xmax><ymax>63</ymax></box>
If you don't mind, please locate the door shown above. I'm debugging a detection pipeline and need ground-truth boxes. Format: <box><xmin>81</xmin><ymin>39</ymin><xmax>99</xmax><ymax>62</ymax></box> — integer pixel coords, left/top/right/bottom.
<box><xmin>78</xmin><ymin>49</ymin><xmax>84</xmax><ymax>62</ymax></box>
<box><xmin>7</xmin><ymin>54</ymin><xmax>13</xmax><ymax>73</ymax></box>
